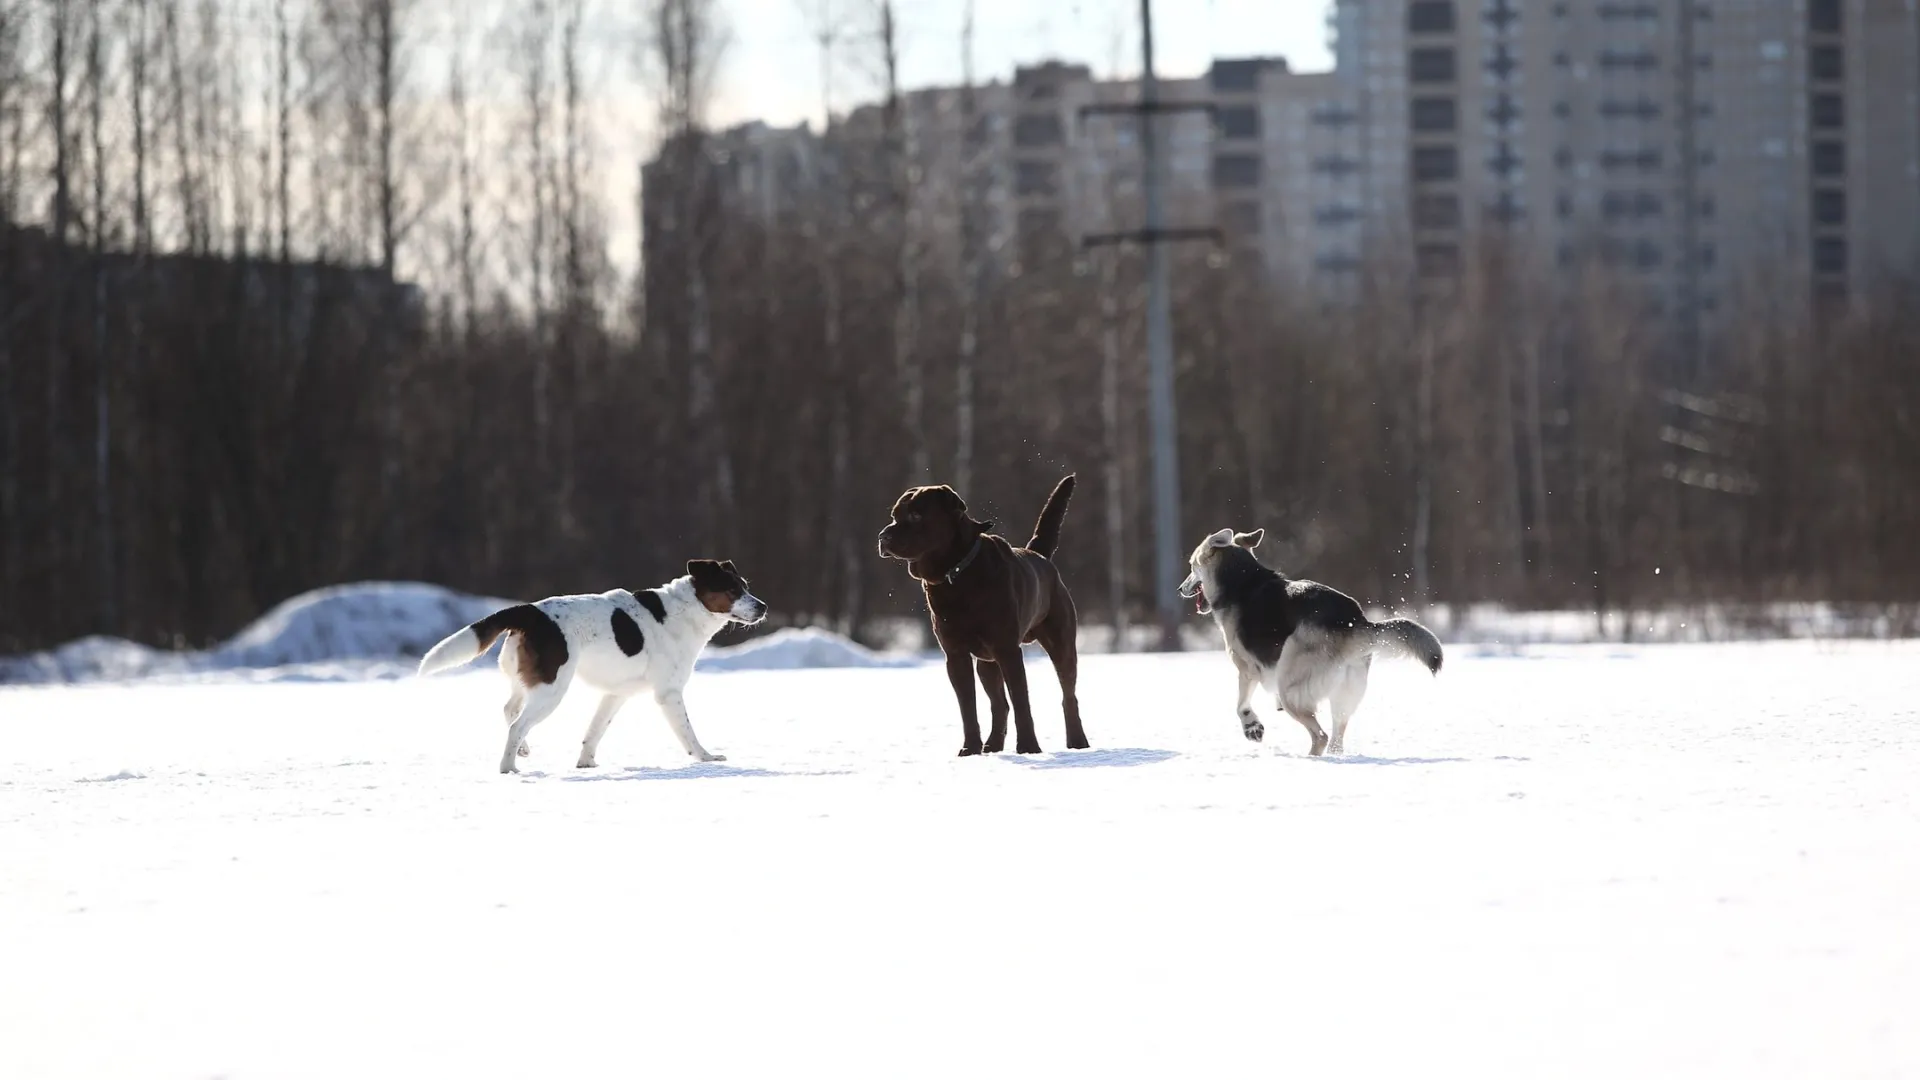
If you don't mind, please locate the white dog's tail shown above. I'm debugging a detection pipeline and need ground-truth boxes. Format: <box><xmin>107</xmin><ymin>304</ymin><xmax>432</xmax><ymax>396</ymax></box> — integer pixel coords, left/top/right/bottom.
<box><xmin>1368</xmin><ymin>617</ymin><xmax>1443</xmax><ymax>674</ymax></box>
<box><xmin>418</xmin><ymin>605</ymin><xmax>542</xmax><ymax>676</ymax></box>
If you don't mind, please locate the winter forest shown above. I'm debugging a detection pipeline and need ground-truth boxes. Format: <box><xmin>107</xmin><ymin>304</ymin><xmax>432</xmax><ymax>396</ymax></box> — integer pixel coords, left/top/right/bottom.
<box><xmin>3</xmin><ymin>0</ymin><xmax>1919</xmax><ymax>656</ymax></box>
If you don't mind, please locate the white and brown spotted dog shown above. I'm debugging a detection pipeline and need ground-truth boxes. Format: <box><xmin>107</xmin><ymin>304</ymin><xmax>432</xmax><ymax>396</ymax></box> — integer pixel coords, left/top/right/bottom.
<box><xmin>417</xmin><ymin>560</ymin><xmax>766</xmax><ymax>774</ymax></box>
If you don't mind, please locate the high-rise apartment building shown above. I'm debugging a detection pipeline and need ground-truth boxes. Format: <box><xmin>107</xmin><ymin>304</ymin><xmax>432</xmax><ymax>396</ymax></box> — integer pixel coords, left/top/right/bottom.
<box><xmin>1332</xmin><ymin>0</ymin><xmax>1920</xmax><ymax>322</ymax></box>
<box><xmin>649</xmin><ymin>1</ymin><xmax>1920</xmax><ymax>322</ymax></box>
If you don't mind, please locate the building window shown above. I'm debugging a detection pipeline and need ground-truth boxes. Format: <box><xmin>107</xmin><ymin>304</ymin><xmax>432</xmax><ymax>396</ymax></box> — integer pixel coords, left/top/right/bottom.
<box><xmin>1410</xmin><ymin>47</ymin><xmax>1457</xmax><ymax>83</ymax></box>
<box><xmin>1601</xmin><ymin>191</ymin><xmax>1663</xmax><ymax>219</ymax></box>
<box><xmin>1813</xmin><ymin>188</ymin><xmax>1846</xmax><ymax>225</ymax></box>
<box><xmin>1413</xmin><ymin>145</ymin><xmax>1460</xmax><ymax>182</ymax></box>
<box><xmin>1216</xmin><ymin>105</ymin><xmax>1261</xmax><ymax>140</ymax></box>
<box><xmin>1017</xmin><ymin>207</ymin><xmax>1060</xmax><ymax>236</ymax></box>
<box><xmin>1210</xmin><ymin>61</ymin><xmax>1262</xmax><ymax>92</ymax></box>
<box><xmin>1411</xmin><ymin>97</ymin><xmax>1458</xmax><ymax>133</ymax></box>
<box><xmin>1213</xmin><ymin>153</ymin><xmax>1261</xmax><ymax>189</ymax></box>
<box><xmin>1633</xmin><ymin>242</ymin><xmax>1663</xmax><ymax>269</ymax></box>
<box><xmin>1810</xmin><ymin>46</ymin><xmax>1843</xmax><ymax>82</ymax></box>
<box><xmin>1408</xmin><ymin>1</ymin><xmax>1456</xmax><ymax>34</ymax></box>
<box><xmin>1811</xmin><ymin>93</ymin><xmax>1844</xmax><ymax>130</ymax></box>
<box><xmin>1599</xmin><ymin>149</ymin><xmax>1661</xmax><ymax>170</ymax></box>
<box><xmin>1414</xmin><ymin>193</ymin><xmax>1460</xmax><ymax>229</ymax></box>
<box><xmin>1812</xmin><ymin>141</ymin><xmax>1845</xmax><ymax>177</ymax></box>
<box><xmin>1417</xmin><ymin>243</ymin><xmax>1460</xmax><ymax>277</ymax></box>
<box><xmin>1809</xmin><ymin>0</ymin><xmax>1841</xmax><ymax>34</ymax></box>
<box><xmin>1013</xmin><ymin>114</ymin><xmax>1063</xmax><ymax>148</ymax></box>
<box><xmin>1312</xmin><ymin>155</ymin><xmax>1361</xmax><ymax>176</ymax></box>
<box><xmin>1596</xmin><ymin>2</ymin><xmax>1658</xmax><ymax>18</ymax></box>
<box><xmin>1313</xmin><ymin>204</ymin><xmax>1361</xmax><ymax>226</ymax></box>
<box><xmin>1221</xmin><ymin>200</ymin><xmax>1262</xmax><ymax>240</ymax></box>
<box><xmin>1814</xmin><ymin>236</ymin><xmax>1847</xmax><ymax>275</ymax></box>
<box><xmin>1015</xmin><ymin>160</ymin><xmax>1059</xmax><ymax>196</ymax></box>
<box><xmin>1600</xmin><ymin>98</ymin><xmax>1661</xmax><ymax>119</ymax></box>
<box><xmin>1485</xmin><ymin>95</ymin><xmax>1519</xmax><ymax>125</ymax></box>
<box><xmin>1597</xmin><ymin>50</ymin><xmax>1658</xmax><ymax>72</ymax></box>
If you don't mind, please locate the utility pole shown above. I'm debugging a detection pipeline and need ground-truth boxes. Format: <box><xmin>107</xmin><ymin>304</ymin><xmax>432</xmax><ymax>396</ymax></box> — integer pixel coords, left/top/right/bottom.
<box><xmin>1080</xmin><ymin>0</ymin><xmax>1218</xmax><ymax>650</ymax></box>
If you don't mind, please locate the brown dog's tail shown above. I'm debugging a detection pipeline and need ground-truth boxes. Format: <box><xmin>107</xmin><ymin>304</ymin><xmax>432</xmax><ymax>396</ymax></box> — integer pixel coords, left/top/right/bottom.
<box><xmin>1027</xmin><ymin>474</ymin><xmax>1076</xmax><ymax>557</ymax></box>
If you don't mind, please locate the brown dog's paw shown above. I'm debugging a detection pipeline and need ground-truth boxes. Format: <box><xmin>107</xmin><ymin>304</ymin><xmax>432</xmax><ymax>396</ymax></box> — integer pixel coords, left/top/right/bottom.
<box><xmin>1066</xmin><ymin>733</ymin><xmax>1091</xmax><ymax>750</ymax></box>
<box><xmin>1016</xmin><ymin>740</ymin><xmax>1042</xmax><ymax>754</ymax></box>
<box><xmin>958</xmin><ymin>743</ymin><xmax>983</xmax><ymax>757</ymax></box>
<box><xmin>982</xmin><ymin>738</ymin><xmax>1005</xmax><ymax>754</ymax></box>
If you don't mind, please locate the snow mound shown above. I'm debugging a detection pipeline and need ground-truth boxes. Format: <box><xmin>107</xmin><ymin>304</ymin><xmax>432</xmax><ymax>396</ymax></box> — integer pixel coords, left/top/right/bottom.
<box><xmin>0</xmin><ymin>635</ymin><xmax>185</xmax><ymax>685</ymax></box>
<box><xmin>75</xmin><ymin>769</ymin><xmax>147</xmax><ymax>783</ymax></box>
<box><xmin>215</xmin><ymin>582</ymin><xmax>513</xmax><ymax>669</ymax></box>
<box><xmin>697</xmin><ymin>627</ymin><xmax>927</xmax><ymax>673</ymax></box>
<box><xmin>0</xmin><ymin>582</ymin><xmax>512</xmax><ymax>686</ymax></box>
<box><xmin>0</xmin><ymin>584</ymin><xmax>923</xmax><ymax>685</ymax></box>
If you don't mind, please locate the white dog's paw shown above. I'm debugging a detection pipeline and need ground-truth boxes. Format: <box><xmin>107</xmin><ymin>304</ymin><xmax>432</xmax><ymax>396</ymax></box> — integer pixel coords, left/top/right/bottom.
<box><xmin>1328</xmin><ymin>743</ymin><xmax>1345</xmax><ymax>756</ymax></box>
<box><xmin>1240</xmin><ymin>714</ymin><xmax>1265</xmax><ymax>743</ymax></box>
<box><xmin>576</xmin><ymin>756</ymin><xmax>598</xmax><ymax>769</ymax></box>
<box><xmin>695</xmin><ymin>752</ymin><xmax>728</xmax><ymax>763</ymax></box>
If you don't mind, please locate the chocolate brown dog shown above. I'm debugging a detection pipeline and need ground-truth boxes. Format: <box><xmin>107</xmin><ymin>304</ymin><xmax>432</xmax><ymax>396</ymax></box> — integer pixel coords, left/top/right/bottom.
<box><xmin>878</xmin><ymin>475</ymin><xmax>1090</xmax><ymax>756</ymax></box>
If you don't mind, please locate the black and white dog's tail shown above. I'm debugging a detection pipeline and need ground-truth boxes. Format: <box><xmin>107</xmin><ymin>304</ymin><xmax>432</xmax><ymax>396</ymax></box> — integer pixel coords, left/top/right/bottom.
<box><xmin>1368</xmin><ymin>617</ymin><xmax>1444</xmax><ymax>674</ymax></box>
<box><xmin>418</xmin><ymin>604</ymin><xmax>544</xmax><ymax>676</ymax></box>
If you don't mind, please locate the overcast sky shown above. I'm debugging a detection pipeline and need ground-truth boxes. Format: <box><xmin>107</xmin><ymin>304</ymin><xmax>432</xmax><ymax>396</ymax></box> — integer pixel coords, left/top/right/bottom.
<box><xmin>709</xmin><ymin>0</ymin><xmax>1335</xmax><ymax>127</ymax></box>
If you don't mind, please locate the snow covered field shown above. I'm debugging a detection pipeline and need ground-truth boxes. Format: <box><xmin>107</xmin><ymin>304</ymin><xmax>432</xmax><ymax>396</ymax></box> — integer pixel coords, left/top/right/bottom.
<box><xmin>4</xmin><ymin>640</ymin><xmax>1918</xmax><ymax>1078</ymax></box>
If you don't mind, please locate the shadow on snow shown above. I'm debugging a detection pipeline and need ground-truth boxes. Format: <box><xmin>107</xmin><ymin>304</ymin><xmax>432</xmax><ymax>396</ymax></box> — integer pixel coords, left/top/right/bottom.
<box><xmin>554</xmin><ymin>763</ymin><xmax>852</xmax><ymax>783</ymax></box>
<box><xmin>999</xmin><ymin>747</ymin><xmax>1180</xmax><ymax>769</ymax></box>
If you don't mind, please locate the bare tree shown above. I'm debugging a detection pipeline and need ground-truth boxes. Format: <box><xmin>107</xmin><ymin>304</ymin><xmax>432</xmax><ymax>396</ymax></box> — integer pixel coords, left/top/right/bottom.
<box><xmin>0</xmin><ymin>0</ymin><xmax>26</xmax><ymax>617</ymax></box>
<box><xmin>517</xmin><ymin>0</ymin><xmax>553</xmax><ymax>467</ymax></box>
<box><xmin>369</xmin><ymin>0</ymin><xmax>401</xmax><ymax>274</ymax></box>
<box><xmin>84</xmin><ymin>0</ymin><xmax>114</xmax><ymax>626</ymax></box>
<box><xmin>643</xmin><ymin>0</ymin><xmax>733</xmax><ymax>545</ymax></box>
<box><xmin>872</xmin><ymin>0</ymin><xmax>925</xmax><ymax>483</ymax></box>
<box><xmin>952</xmin><ymin>0</ymin><xmax>978</xmax><ymax>495</ymax></box>
<box><xmin>271</xmin><ymin>0</ymin><xmax>290</xmax><ymax>262</ymax></box>
<box><xmin>49</xmin><ymin>0</ymin><xmax>74</xmax><ymax>244</ymax></box>
<box><xmin>446</xmin><ymin>12</ymin><xmax>477</xmax><ymax>341</ymax></box>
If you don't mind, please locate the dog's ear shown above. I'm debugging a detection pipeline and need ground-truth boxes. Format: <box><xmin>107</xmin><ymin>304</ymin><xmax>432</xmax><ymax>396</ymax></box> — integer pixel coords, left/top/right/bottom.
<box><xmin>720</xmin><ymin>560</ymin><xmax>737</xmax><ymax>572</ymax></box>
<box><xmin>1233</xmin><ymin>529</ymin><xmax>1265</xmax><ymax>549</ymax></box>
<box><xmin>1207</xmin><ymin>528</ymin><xmax>1236</xmax><ymax>548</ymax></box>
<box><xmin>933</xmin><ymin>486</ymin><xmax>968</xmax><ymax>516</ymax></box>
<box><xmin>686</xmin><ymin>559</ymin><xmax>717</xmax><ymax>576</ymax></box>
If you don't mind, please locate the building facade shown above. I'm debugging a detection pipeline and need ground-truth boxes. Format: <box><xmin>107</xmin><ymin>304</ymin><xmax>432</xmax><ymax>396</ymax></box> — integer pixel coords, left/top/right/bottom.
<box><xmin>648</xmin><ymin>1</ymin><xmax>1920</xmax><ymax>320</ymax></box>
<box><xmin>1332</xmin><ymin>0</ymin><xmax>1920</xmax><ymax>321</ymax></box>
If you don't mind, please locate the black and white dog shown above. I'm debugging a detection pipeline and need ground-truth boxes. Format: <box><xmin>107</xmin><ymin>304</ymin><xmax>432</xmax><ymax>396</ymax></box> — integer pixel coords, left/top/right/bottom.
<box><xmin>1178</xmin><ymin>529</ymin><xmax>1441</xmax><ymax>756</ymax></box>
<box><xmin>417</xmin><ymin>560</ymin><xmax>766</xmax><ymax>774</ymax></box>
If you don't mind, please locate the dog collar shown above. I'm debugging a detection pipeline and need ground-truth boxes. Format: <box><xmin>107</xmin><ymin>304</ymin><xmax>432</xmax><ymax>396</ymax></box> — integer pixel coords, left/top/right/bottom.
<box><xmin>944</xmin><ymin>536</ymin><xmax>984</xmax><ymax>585</ymax></box>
